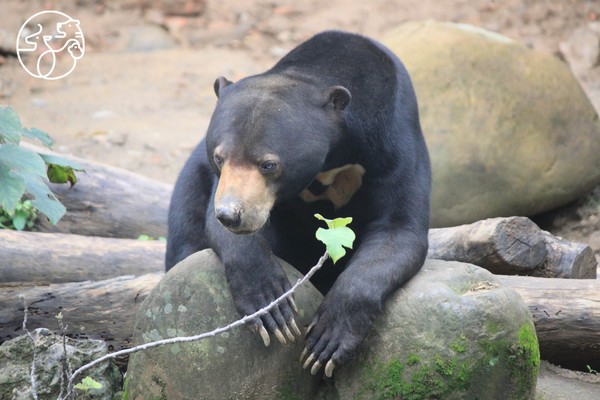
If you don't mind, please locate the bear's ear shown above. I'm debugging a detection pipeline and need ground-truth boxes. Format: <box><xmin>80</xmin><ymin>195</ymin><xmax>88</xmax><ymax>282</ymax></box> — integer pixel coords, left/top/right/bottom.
<box><xmin>214</xmin><ymin>76</ymin><xmax>233</xmax><ymax>98</ymax></box>
<box><xmin>325</xmin><ymin>86</ymin><xmax>351</xmax><ymax>111</ymax></box>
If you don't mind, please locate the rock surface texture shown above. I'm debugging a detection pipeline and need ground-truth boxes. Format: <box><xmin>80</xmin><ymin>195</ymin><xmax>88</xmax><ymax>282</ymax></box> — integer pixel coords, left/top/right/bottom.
<box><xmin>124</xmin><ymin>250</ymin><xmax>324</xmax><ymax>400</ymax></box>
<box><xmin>384</xmin><ymin>20</ymin><xmax>600</xmax><ymax>228</ymax></box>
<box><xmin>125</xmin><ymin>251</ymin><xmax>539</xmax><ymax>399</ymax></box>
<box><xmin>0</xmin><ymin>328</ymin><xmax>121</xmax><ymax>400</ymax></box>
<box><xmin>318</xmin><ymin>259</ymin><xmax>540</xmax><ymax>400</ymax></box>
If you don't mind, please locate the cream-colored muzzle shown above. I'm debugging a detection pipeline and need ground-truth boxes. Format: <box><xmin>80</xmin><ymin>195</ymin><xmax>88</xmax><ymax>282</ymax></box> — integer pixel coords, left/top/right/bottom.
<box><xmin>214</xmin><ymin>163</ymin><xmax>275</xmax><ymax>233</ymax></box>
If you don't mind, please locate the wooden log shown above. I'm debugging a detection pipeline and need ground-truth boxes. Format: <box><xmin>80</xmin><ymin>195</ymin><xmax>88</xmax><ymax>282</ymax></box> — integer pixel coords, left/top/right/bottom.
<box><xmin>22</xmin><ymin>143</ymin><xmax>172</xmax><ymax>239</ymax></box>
<box><xmin>497</xmin><ymin>275</ymin><xmax>600</xmax><ymax>371</ymax></box>
<box><xmin>427</xmin><ymin>217</ymin><xmax>597</xmax><ymax>278</ymax></box>
<box><xmin>1</xmin><ymin>271</ymin><xmax>598</xmax><ymax>372</ymax></box>
<box><xmin>0</xmin><ymin>230</ymin><xmax>165</xmax><ymax>284</ymax></box>
<box><xmin>0</xmin><ymin>216</ymin><xmax>594</xmax><ymax>284</ymax></box>
<box><xmin>0</xmin><ymin>273</ymin><xmax>163</xmax><ymax>369</ymax></box>
<box><xmin>18</xmin><ymin>146</ymin><xmax>596</xmax><ymax>278</ymax></box>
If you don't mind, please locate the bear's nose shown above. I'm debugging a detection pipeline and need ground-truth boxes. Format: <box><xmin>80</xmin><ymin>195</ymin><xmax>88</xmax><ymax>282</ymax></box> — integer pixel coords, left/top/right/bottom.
<box><xmin>215</xmin><ymin>205</ymin><xmax>241</xmax><ymax>230</ymax></box>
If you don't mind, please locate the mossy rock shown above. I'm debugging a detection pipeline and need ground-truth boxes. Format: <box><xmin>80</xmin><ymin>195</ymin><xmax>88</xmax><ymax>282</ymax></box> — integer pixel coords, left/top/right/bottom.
<box><xmin>124</xmin><ymin>249</ymin><xmax>323</xmax><ymax>400</ymax></box>
<box><xmin>0</xmin><ymin>328</ymin><xmax>121</xmax><ymax>400</ymax></box>
<box><xmin>317</xmin><ymin>259</ymin><xmax>539</xmax><ymax>400</ymax></box>
<box><xmin>383</xmin><ymin>21</ymin><xmax>600</xmax><ymax>227</ymax></box>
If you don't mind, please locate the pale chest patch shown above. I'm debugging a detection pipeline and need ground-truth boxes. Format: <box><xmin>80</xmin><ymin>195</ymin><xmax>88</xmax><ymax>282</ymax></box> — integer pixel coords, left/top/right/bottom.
<box><xmin>299</xmin><ymin>164</ymin><xmax>366</xmax><ymax>208</ymax></box>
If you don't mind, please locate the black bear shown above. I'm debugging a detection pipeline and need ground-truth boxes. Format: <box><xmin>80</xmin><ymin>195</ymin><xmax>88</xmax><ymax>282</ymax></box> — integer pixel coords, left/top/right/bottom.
<box><xmin>166</xmin><ymin>30</ymin><xmax>431</xmax><ymax>377</ymax></box>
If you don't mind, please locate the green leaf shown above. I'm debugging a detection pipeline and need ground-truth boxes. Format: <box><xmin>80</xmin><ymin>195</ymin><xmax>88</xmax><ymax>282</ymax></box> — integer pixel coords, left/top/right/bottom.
<box><xmin>0</xmin><ymin>162</ymin><xmax>26</xmax><ymax>214</ymax></box>
<box><xmin>0</xmin><ymin>144</ymin><xmax>47</xmax><ymax>177</ymax></box>
<box><xmin>47</xmin><ymin>164</ymin><xmax>78</xmax><ymax>186</ymax></box>
<box><xmin>0</xmin><ymin>106</ymin><xmax>23</xmax><ymax>144</ymax></box>
<box><xmin>314</xmin><ymin>214</ymin><xmax>356</xmax><ymax>264</ymax></box>
<box><xmin>12</xmin><ymin>211</ymin><xmax>26</xmax><ymax>231</ymax></box>
<box><xmin>23</xmin><ymin>174</ymin><xmax>66</xmax><ymax>225</ymax></box>
<box><xmin>75</xmin><ymin>376</ymin><xmax>103</xmax><ymax>391</ymax></box>
<box><xmin>23</xmin><ymin>127</ymin><xmax>54</xmax><ymax>147</ymax></box>
<box><xmin>314</xmin><ymin>213</ymin><xmax>353</xmax><ymax>229</ymax></box>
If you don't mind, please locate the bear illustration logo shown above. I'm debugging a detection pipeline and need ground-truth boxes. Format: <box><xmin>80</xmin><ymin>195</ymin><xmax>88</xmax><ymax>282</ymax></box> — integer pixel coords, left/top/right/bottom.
<box><xmin>16</xmin><ymin>10</ymin><xmax>85</xmax><ymax>80</ymax></box>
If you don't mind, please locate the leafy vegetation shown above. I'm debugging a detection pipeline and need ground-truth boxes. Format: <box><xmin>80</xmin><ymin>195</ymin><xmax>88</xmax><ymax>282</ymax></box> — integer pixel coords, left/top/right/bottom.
<box><xmin>0</xmin><ymin>199</ymin><xmax>37</xmax><ymax>230</ymax></box>
<box><xmin>0</xmin><ymin>106</ymin><xmax>84</xmax><ymax>227</ymax></box>
<box><xmin>74</xmin><ymin>376</ymin><xmax>103</xmax><ymax>393</ymax></box>
<box><xmin>137</xmin><ymin>234</ymin><xmax>167</xmax><ymax>242</ymax></box>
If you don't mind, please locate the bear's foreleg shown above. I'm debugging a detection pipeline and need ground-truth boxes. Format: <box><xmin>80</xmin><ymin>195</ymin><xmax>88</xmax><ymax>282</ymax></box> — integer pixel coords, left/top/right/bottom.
<box><xmin>205</xmin><ymin>197</ymin><xmax>302</xmax><ymax>346</ymax></box>
<box><xmin>301</xmin><ymin>227</ymin><xmax>428</xmax><ymax>377</ymax></box>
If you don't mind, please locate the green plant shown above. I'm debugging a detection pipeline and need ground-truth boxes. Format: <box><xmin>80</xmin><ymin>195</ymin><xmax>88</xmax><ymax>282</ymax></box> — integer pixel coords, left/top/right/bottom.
<box><xmin>0</xmin><ymin>199</ymin><xmax>37</xmax><ymax>230</ymax></box>
<box><xmin>314</xmin><ymin>213</ymin><xmax>355</xmax><ymax>264</ymax></box>
<box><xmin>137</xmin><ymin>234</ymin><xmax>167</xmax><ymax>242</ymax></box>
<box><xmin>0</xmin><ymin>106</ymin><xmax>84</xmax><ymax>226</ymax></box>
<box><xmin>74</xmin><ymin>376</ymin><xmax>103</xmax><ymax>393</ymax></box>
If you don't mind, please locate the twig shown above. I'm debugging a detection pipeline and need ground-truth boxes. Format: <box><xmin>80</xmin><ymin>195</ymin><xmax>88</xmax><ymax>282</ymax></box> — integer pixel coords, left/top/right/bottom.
<box><xmin>20</xmin><ymin>294</ymin><xmax>39</xmax><ymax>400</ymax></box>
<box><xmin>56</xmin><ymin>312</ymin><xmax>72</xmax><ymax>399</ymax></box>
<box><xmin>61</xmin><ymin>252</ymin><xmax>330</xmax><ymax>398</ymax></box>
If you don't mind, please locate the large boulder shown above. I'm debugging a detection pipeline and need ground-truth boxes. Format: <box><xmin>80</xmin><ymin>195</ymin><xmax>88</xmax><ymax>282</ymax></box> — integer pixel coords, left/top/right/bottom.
<box><xmin>124</xmin><ymin>250</ymin><xmax>324</xmax><ymax>400</ymax></box>
<box><xmin>383</xmin><ymin>21</ymin><xmax>600</xmax><ymax>227</ymax></box>
<box><xmin>318</xmin><ymin>259</ymin><xmax>539</xmax><ymax>400</ymax></box>
<box><xmin>0</xmin><ymin>328</ymin><xmax>121</xmax><ymax>400</ymax></box>
<box><xmin>125</xmin><ymin>250</ymin><xmax>539</xmax><ymax>399</ymax></box>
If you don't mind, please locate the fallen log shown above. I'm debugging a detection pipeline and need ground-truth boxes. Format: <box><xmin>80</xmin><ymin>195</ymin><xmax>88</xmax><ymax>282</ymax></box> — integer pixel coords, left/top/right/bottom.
<box><xmin>19</xmin><ymin>146</ymin><xmax>596</xmax><ymax>278</ymax></box>
<box><xmin>497</xmin><ymin>275</ymin><xmax>600</xmax><ymax>371</ymax></box>
<box><xmin>0</xmin><ymin>217</ymin><xmax>595</xmax><ymax>284</ymax></box>
<box><xmin>22</xmin><ymin>143</ymin><xmax>172</xmax><ymax>239</ymax></box>
<box><xmin>0</xmin><ymin>230</ymin><xmax>165</xmax><ymax>284</ymax></box>
<box><xmin>0</xmin><ymin>273</ymin><xmax>163</xmax><ymax>369</ymax></box>
<box><xmin>428</xmin><ymin>217</ymin><xmax>596</xmax><ymax>278</ymax></box>
<box><xmin>1</xmin><ymin>271</ymin><xmax>598</xmax><ymax>372</ymax></box>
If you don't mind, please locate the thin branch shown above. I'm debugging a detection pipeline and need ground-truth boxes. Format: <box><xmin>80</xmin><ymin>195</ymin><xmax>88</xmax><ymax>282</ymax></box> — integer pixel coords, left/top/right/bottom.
<box><xmin>62</xmin><ymin>252</ymin><xmax>329</xmax><ymax>398</ymax></box>
<box><xmin>20</xmin><ymin>295</ymin><xmax>39</xmax><ymax>400</ymax></box>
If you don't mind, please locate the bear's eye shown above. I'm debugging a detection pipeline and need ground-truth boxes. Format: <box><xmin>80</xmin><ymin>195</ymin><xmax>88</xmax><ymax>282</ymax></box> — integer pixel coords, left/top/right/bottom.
<box><xmin>213</xmin><ymin>154</ymin><xmax>224</xmax><ymax>170</ymax></box>
<box><xmin>260</xmin><ymin>161</ymin><xmax>278</xmax><ymax>174</ymax></box>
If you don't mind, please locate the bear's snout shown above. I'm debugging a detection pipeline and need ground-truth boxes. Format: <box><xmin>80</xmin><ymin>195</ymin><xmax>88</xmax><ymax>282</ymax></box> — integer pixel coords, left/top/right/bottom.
<box><xmin>215</xmin><ymin>203</ymin><xmax>242</xmax><ymax>230</ymax></box>
<box><xmin>214</xmin><ymin>163</ymin><xmax>276</xmax><ymax>234</ymax></box>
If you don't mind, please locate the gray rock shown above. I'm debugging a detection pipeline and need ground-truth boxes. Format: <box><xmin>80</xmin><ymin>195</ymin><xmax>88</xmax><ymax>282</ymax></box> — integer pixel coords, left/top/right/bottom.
<box><xmin>560</xmin><ymin>24</ymin><xmax>600</xmax><ymax>73</ymax></box>
<box><xmin>124</xmin><ymin>249</ymin><xmax>323</xmax><ymax>400</ymax></box>
<box><xmin>0</xmin><ymin>328</ymin><xmax>121</xmax><ymax>400</ymax></box>
<box><xmin>383</xmin><ymin>21</ymin><xmax>600</xmax><ymax>227</ymax></box>
<box><xmin>126</xmin><ymin>25</ymin><xmax>177</xmax><ymax>52</ymax></box>
<box><xmin>125</xmin><ymin>251</ymin><xmax>539</xmax><ymax>399</ymax></box>
<box><xmin>317</xmin><ymin>259</ymin><xmax>539</xmax><ymax>400</ymax></box>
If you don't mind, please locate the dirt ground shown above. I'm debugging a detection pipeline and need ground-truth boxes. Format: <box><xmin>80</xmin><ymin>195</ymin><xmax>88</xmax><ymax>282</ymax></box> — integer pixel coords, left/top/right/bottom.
<box><xmin>1</xmin><ymin>0</ymin><xmax>600</xmax><ymax>397</ymax></box>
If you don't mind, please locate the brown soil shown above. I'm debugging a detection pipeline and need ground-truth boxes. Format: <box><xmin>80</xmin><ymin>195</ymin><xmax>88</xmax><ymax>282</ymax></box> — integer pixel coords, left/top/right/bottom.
<box><xmin>1</xmin><ymin>0</ymin><xmax>600</xmax><ymax>397</ymax></box>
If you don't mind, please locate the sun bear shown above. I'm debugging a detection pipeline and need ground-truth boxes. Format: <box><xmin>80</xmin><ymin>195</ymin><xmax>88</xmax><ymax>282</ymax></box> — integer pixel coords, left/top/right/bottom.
<box><xmin>166</xmin><ymin>30</ymin><xmax>431</xmax><ymax>377</ymax></box>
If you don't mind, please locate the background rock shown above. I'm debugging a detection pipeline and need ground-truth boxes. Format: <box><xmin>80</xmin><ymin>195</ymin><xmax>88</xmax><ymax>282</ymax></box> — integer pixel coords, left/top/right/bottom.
<box><xmin>559</xmin><ymin>24</ymin><xmax>600</xmax><ymax>73</ymax></box>
<box><xmin>124</xmin><ymin>249</ymin><xmax>323</xmax><ymax>400</ymax></box>
<box><xmin>384</xmin><ymin>20</ymin><xmax>600</xmax><ymax>228</ymax></box>
<box><xmin>0</xmin><ymin>328</ymin><xmax>121</xmax><ymax>400</ymax></box>
<box><xmin>318</xmin><ymin>259</ymin><xmax>539</xmax><ymax>400</ymax></box>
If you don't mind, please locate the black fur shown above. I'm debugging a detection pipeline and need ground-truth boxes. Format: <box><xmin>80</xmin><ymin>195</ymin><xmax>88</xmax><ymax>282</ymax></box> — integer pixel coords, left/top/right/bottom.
<box><xmin>166</xmin><ymin>30</ymin><xmax>431</xmax><ymax>372</ymax></box>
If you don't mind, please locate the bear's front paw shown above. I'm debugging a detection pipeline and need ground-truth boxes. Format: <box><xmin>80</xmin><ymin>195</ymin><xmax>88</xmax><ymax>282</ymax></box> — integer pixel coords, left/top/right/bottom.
<box><xmin>301</xmin><ymin>291</ymin><xmax>377</xmax><ymax>377</ymax></box>
<box><xmin>228</xmin><ymin>260</ymin><xmax>302</xmax><ymax>347</ymax></box>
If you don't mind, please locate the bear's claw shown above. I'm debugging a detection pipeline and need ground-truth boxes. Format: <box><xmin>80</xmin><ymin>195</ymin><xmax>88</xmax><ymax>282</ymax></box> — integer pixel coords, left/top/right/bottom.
<box><xmin>257</xmin><ymin>317</ymin><xmax>302</xmax><ymax>347</ymax></box>
<box><xmin>310</xmin><ymin>360</ymin><xmax>322</xmax><ymax>375</ymax></box>
<box><xmin>300</xmin><ymin>349</ymin><xmax>334</xmax><ymax>376</ymax></box>
<box><xmin>301</xmin><ymin>351</ymin><xmax>315</xmax><ymax>369</ymax></box>
<box><xmin>258</xmin><ymin>326</ymin><xmax>271</xmax><ymax>347</ymax></box>
<box><xmin>291</xmin><ymin>319</ymin><xmax>302</xmax><ymax>337</ymax></box>
<box><xmin>274</xmin><ymin>328</ymin><xmax>287</xmax><ymax>345</ymax></box>
<box><xmin>325</xmin><ymin>360</ymin><xmax>335</xmax><ymax>377</ymax></box>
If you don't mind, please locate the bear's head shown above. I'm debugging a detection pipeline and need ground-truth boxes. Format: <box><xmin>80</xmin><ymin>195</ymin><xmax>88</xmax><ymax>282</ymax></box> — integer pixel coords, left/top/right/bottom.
<box><xmin>206</xmin><ymin>75</ymin><xmax>351</xmax><ymax>234</ymax></box>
